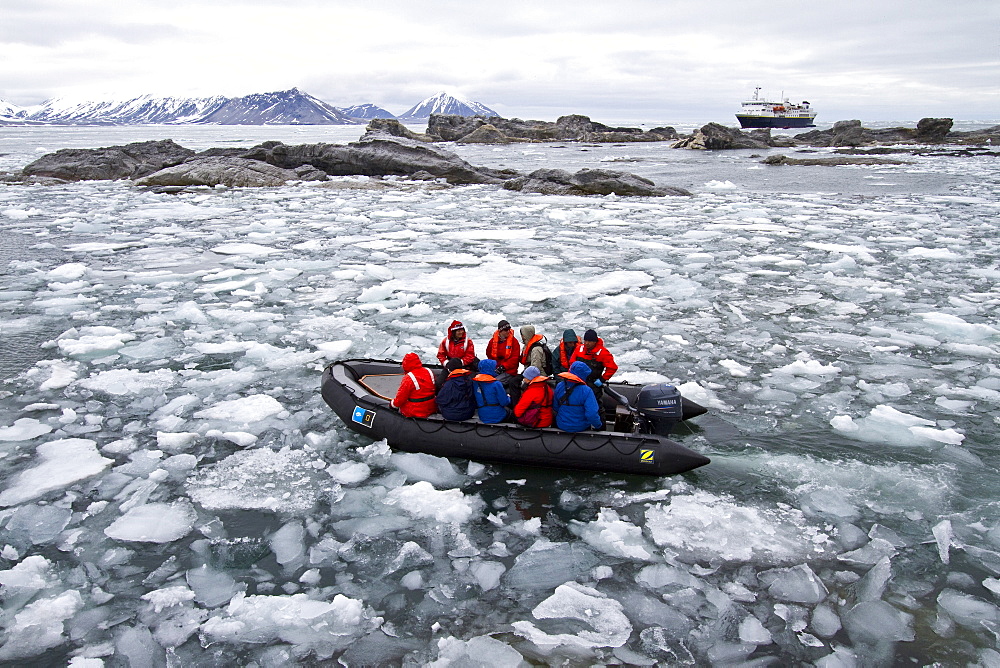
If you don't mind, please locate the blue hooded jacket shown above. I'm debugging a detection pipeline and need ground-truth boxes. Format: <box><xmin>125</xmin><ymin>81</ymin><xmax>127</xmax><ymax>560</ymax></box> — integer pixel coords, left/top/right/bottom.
<box><xmin>473</xmin><ymin>359</ymin><xmax>510</xmax><ymax>424</ymax></box>
<box><xmin>436</xmin><ymin>370</ymin><xmax>476</xmax><ymax>421</ymax></box>
<box><xmin>553</xmin><ymin>361</ymin><xmax>603</xmax><ymax>432</ymax></box>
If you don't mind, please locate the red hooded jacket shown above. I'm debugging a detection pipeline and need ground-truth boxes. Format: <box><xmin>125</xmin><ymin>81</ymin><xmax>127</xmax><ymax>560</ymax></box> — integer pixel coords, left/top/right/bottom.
<box><xmin>486</xmin><ymin>329</ymin><xmax>520</xmax><ymax>375</ymax></box>
<box><xmin>437</xmin><ymin>320</ymin><xmax>476</xmax><ymax>366</ymax></box>
<box><xmin>514</xmin><ymin>376</ymin><xmax>554</xmax><ymax>428</ymax></box>
<box><xmin>569</xmin><ymin>337</ymin><xmax>618</xmax><ymax>381</ymax></box>
<box><xmin>392</xmin><ymin>353</ymin><xmax>438</xmax><ymax>418</ymax></box>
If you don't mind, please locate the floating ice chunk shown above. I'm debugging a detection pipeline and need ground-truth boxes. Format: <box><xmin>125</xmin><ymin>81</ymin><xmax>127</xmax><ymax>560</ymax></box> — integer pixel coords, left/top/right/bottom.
<box><xmin>774</xmin><ymin>359</ymin><xmax>841</xmax><ymax>377</ymax></box>
<box><xmin>761</xmin><ymin>563</ymin><xmax>829</xmax><ymax>604</ymax></box>
<box><xmin>78</xmin><ymin>368</ymin><xmax>177</xmax><ymax>396</ymax></box>
<box><xmin>937</xmin><ymin>589</ymin><xmax>1000</xmax><ymax>628</ymax></box>
<box><xmin>635</xmin><ymin>564</ymin><xmax>700</xmax><ymax>589</ymax></box>
<box><xmin>199</xmin><ymin>592</ymin><xmax>371</xmax><ymax>658</ymax></box>
<box><xmin>570</xmin><ymin>508</ymin><xmax>658</xmax><ymax>561</ymax></box>
<box><xmin>0</xmin><ymin>590</ymin><xmax>84</xmax><ymax>661</ymax></box>
<box><xmin>141</xmin><ymin>585</ymin><xmax>196</xmax><ymax>613</ymax></box>
<box><xmin>512</xmin><ymin>581</ymin><xmax>631</xmax><ymax>650</ymax></box>
<box><xmin>705</xmin><ymin>180</ymin><xmax>739</xmax><ymax>190</ymax></box>
<box><xmin>932</xmin><ymin>519</ymin><xmax>954</xmax><ymax>564</ymax></box>
<box><xmin>838</xmin><ymin>538</ymin><xmax>897</xmax><ymax>567</ymax></box>
<box><xmin>187</xmin><ymin>448</ymin><xmax>328</xmax><ymax>513</ymax></box>
<box><xmin>36</xmin><ymin>360</ymin><xmax>78</xmax><ymax>390</ymax></box>
<box><xmin>187</xmin><ymin>565</ymin><xmax>246</xmax><ymax>608</ymax></box>
<box><xmin>720</xmin><ymin>359</ymin><xmax>752</xmax><ymax>377</ymax></box>
<box><xmin>316</xmin><ymin>340</ymin><xmax>353</xmax><ymax>358</ymax></box>
<box><xmin>46</xmin><ymin>262</ymin><xmax>88</xmax><ymax>281</ymax></box>
<box><xmin>811</xmin><ymin>604</ymin><xmax>842</xmax><ymax>638</ymax></box>
<box><xmin>504</xmin><ymin>539</ymin><xmax>600</xmax><ymax>591</ymax></box>
<box><xmin>389</xmin><ymin>452</ymin><xmax>466</xmax><ymax>487</ymax></box>
<box><xmin>831</xmin><ymin>404</ymin><xmax>963</xmax><ymax>448</ymax></box>
<box><xmin>428</xmin><ymin>635</ymin><xmax>526</xmax><ymax>667</ymax></box>
<box><xmin>327</xmin><ymin>460</ymin><xmax>371</xmax><ymax>485</ymax></box>
<box><xmin>738</xmin><ymin>615</ymin><xmax>772</xmax><ymax>644</ymax></box>
<box><xmin>469</xmin><ymin>560</ymin><xmax>506</xmax><ymax>591</ymax></box>
<box><xmin>105</xmin><ymin>501</ymin><xmax>197</xmax><ymax>543</ymax></box>
<box><xmin>645</xmin><ymin>489</ymin><xmax>831</xmax><ymax>563</ymax></box>
<box><xmin>56</xmin><ymin>325</ymin><xmax>136</xmax><ymax>358</ymax></box>
<box><xmin>193</xmin><ymin>394</ymin><xmax>287</xmax><ymax>429</ymax></box>
<box><xmin>211</xmin><ymin>242</ymin><xmax>284</xmax><ymax>256</ymax></box>
<box><xmin>675</xmin><ymin>381</ymin><xmax>730</xmax><ymax>411</ymax></box>
<box><xmin>0</xmin><ymin>418</ymin><xmax>53</xmax><ymax>442</ymax></box>
<box><xmin>270</xmin><ymin>521</ymin><xmax>306</xmax><ymax>567</ymax></box>
<box><xmin>156</xmin><ymin>431</ymin><xmax>199</xmax><ymax>452</ymax></box>
<box><xmin>917</xmin><ymin>312</ymin><xmax>999</xmax><ymax>342</ymax></box>
<box><xmin>843</xmin><ymin>600</ymin><xmax>914</xmax><ymax>644</ymax></box>
<box><xmin>906</xmin><ymin>247</ymin><xmax>960</xmax><ymax>259</ymax></box>
<box><xmin>205</xmin><ymin>430</ymin><xmax>258</xmax><ymax>447</ymax></box>
<box><xmin>6</xmin><ymin>504</ymin><xmax>71</xmax><ymax>545</ymax></box>
<box><xmin>985</xmin><ymin>578</ymin><xmax>1000</xmax><ymax>598</ymax></box>
<box><xmin>0</xmin><ymin>438</ymin><xmax>113</xmax><ymax>507</ymax></box>
<box><xmin>0</xmin><ymin>555</ymin><xmax>56</xmax><ymax>596</ymax></box>
<box><xmin>382</xmin><ymin>481</ymin><xmax>482</xmax><ymax>524</ymax></box>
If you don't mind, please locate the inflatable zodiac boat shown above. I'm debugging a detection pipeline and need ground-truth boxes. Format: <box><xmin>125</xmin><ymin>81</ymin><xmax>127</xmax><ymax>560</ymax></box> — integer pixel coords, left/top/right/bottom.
<box><xmin>322</xmin><ymin>359</ymin><xmax>710</xmax><ymax>476</ymax></box>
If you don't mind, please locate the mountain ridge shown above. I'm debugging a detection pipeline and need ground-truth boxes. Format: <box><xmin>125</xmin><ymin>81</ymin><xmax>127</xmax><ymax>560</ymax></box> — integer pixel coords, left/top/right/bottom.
<box><xmin>0</xmin><ymin>89</ymin><xmax>495</xmax><ymax>126</ymax></box>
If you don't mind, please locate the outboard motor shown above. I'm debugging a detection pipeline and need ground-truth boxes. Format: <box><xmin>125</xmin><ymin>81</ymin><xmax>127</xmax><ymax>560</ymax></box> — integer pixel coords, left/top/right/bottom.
<box><xmin>636</xmin><ymin>383</ymin><xmax>684</xmax><ymax>436</ymax></box>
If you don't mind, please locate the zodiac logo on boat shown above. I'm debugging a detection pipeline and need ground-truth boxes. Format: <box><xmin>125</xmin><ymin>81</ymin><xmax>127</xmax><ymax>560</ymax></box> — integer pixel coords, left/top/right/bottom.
<box><xmin>352</xmin><ymin>406</ymin><xmax>376</xmax><ymax>428</ymax></box>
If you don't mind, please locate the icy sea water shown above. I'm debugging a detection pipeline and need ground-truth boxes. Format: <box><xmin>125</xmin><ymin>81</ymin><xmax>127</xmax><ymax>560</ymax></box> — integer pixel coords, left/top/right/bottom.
<box><xmin>0</xmin><ymin>124</ymin><xmax>998</xmax><ymax>666</ymax></box>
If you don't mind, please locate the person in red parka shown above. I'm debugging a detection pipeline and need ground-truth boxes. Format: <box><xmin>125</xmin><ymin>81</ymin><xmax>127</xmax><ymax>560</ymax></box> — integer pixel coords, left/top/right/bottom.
<box><xmin>513</xmin><ymin>366</ymin><xmax>554</xmax><ymax>428</ymax></box>
<box><xmin>486</xmin><ymin>319</ymin><xmax>521</xmax><ymax>375</ymax></box>
<box><xmin>570</xmin><ymin>329</ymin><xmax>618</xmax><ymax>382</ymax></box>
<box><xmin>391</xmin><ymin>353</ymin><xmax>438</xmax><ymax>418</ymax></box>
<box><xmin>437</xmin><ymin>320</ymin><xmax>476</xmax><ymax>369</ymax></box>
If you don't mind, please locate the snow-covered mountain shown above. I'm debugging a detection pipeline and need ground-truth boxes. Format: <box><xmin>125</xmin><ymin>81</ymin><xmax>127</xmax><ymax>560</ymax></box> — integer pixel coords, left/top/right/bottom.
<box><xmin>198</xmin><ymin>89</ymin><xmax>359</xmax><ymax>125</ymax></box>
<box><xmin>341</xmin><ymin>103</ymin><xmax>397</xmax><ymax>121</ymax></box>
<box><xmin>397</xmin><ymin>91</ymin><xmax>498</xmax><ymax>122</ymax></box>
<box><xmin>0</xmin><ymin>89</ymin><xmax>363</xmax><ymax>125</ymax></box>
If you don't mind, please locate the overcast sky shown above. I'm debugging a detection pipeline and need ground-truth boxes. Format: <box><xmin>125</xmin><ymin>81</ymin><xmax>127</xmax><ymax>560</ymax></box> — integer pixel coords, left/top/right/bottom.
<box><xmin>1</xmin><ymin>0</ymin><xmax>997</xmax><ymax>123</ymax></box>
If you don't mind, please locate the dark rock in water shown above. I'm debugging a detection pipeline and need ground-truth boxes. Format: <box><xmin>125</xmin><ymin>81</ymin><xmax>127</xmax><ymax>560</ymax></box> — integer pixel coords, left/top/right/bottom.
<box><xmin>426</xmin><ymin>113</ymin><xmax>677</xmax><ymax>143</ymax></box>
<box><xmin>503</xmin><ymin>168</ymin><xmax>691</xmax><ymax>197</ymax></box>
<box><xmin>364</xmin><ymin>118</ymin><xmax>429</xmax><ymax>142</ymax></box>
<box><xmin>762</xmin><ymin>154</ymin><xmax>910</xmax><ymax>166</ymax></box>
<box><xmin>135</xmin><ymin>157</ymin><xmax>301</xmax><ymax>187</ymax></box>
<box><xmin>20</xmin><ymin>139</ymin><xmax>194</xmax><ymax>181</ymax></box>
<box><xmin>915</xmin><ymin>117</ymin><xmax>954</xmax><ymax>141</ymax></box>
<box><xmin>673</xmin><ymin>123</ymin><xmax>771</xmax><ymax>150</ymax></box>
<box><xmin>244</xmin><ymin>133</ymin><xmax>512</xmax><ymax>184</ymax></box>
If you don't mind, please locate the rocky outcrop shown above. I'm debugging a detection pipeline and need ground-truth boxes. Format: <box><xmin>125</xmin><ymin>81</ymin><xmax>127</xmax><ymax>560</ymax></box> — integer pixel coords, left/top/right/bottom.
<box><xmin>363</xmin><ymin>118</ymin><xmax>430</xmax><ymax>142</ymax></box>
<box><xmin>794</xmin><ymin>118</ymin><xmax>962</xmax><ymax>147</ymax></box>
<box><xmin>503</xmin><ymin>168</ymin><xmax>691</xmax><ymax>197</ymax></box>
<box><xmin>672</xmin><ymin>123</ymin><xmax>772</xmax><ymax>150</ymax></box>
<box><xmin>426</xmin><ymin>114</ymin><xmax>678</xmax><ymax>144</ymax></box>
<box><xmin>135</xmin><ymin>157</ymin><xmax>305</xmax><ymax>187</ymax></box>
<box><xmin>762</xmin><ymin>154</ymin><xmax>910</xmax><ymax>166</ymax></box>
<box><xmin>21</xmin><ymin>139</ymin><xmax>194</xmax><ymax>181</ymax></box>
<box><xmin>244</xmin><ymin>133</ymin><xmax>513</xmax><ymax>184</ymax></box>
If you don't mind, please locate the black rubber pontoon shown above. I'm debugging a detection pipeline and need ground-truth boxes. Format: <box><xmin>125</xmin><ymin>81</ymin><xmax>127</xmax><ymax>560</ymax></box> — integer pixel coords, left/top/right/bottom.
<box><xmin>322</xmin><ymin>359</ymin><xmax>710</xmax><ymax>477</ymax></box>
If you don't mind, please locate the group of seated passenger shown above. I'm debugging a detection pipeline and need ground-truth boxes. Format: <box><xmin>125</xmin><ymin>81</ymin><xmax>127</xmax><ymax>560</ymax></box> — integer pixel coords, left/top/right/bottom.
<box><xmin>391</xmin><ymin>319</ymin><xmax>618</xmax><ymax>433</ymax></box>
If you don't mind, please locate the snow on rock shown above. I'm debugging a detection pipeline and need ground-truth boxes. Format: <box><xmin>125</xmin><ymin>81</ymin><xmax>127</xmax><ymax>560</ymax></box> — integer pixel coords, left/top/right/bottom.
<box><xmin>512</xmin><ymin>581</ymin><xmax>632</xmax><ymax>651</ymax></box>
<box><xmin>187</xmin><ymin>448</ymin><xmax>330</xmax><ymax>513</ymax></box>
<box><xmin>199</xmin><ymin>592</ymin><xmax>373</xmax><ymax>659</ymax></box>
<box><xmin>383</xmin><ymin>481</ymin><xmax>482</xmax><ymax>524</ymax></box>
<box><xmin>428</xmin><ymin>635</ymin><xmax>526</xmax><ymax>667</ymax></box>
<box><xmin>0</xmin><ymin>418</ymin><xmax>53</xmax><ymax>442</ymax></box>
<box><xmin>0</xmin><ymin>590</ymin><xmax>84</xmax><ymax>661</ymax></box>
<box><xmin>644</xmin><ymin>489</ymin><xmax>831</xmax><ymax>563</ymax></box>
<box><xmin>104</xmin><ymin>501</ymin><xmax>197</xmax><ymax>543</ymax></box>
<box><xmin>831</xmin><ymin>404</ymin><xmax>965</xmax><ymax>448</ymax></box>
<box><xmin>0</xmin><ymin>438</ymin><xmax>113</xmax><ymax>507</ymax></box>
<box><xmin>570</xmin><ymin>508</ymin><xmax>659</xmax><ymax>561</ymax></box>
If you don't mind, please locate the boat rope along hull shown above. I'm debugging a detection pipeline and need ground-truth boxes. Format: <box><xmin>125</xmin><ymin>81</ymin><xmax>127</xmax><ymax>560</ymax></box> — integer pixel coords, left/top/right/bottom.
<box><xmin>322</xmin><ymin>359</ymin><xmax>711</xmax><ymax>476</ymax></box>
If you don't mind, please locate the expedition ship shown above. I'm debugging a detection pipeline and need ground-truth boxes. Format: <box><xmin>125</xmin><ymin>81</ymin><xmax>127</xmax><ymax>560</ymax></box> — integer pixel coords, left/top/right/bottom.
<box><xmin>736</xmin><ymin>87</ymin><xmax>817</xmax><ymax>129</ymax></box>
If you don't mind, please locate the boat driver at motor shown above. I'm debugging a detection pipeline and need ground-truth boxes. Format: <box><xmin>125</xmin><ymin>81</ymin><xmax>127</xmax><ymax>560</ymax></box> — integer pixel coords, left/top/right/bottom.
<box><xmin>570</xmin><ymin>328</ymin><xmax>619</xmax><ymax>400</ymax></box>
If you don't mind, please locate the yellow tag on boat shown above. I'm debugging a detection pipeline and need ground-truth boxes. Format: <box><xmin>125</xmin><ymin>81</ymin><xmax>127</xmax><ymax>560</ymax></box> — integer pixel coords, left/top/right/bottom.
<box><xmin>640</xmin><ymin>449</ymin><xmax>655</xmax><ymax>463</ymax></box>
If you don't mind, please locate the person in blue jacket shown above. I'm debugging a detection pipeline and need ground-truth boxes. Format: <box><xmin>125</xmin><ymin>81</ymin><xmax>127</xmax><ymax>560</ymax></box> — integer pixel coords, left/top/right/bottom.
<box><xmin>472</xmin><ymin>359</ymin><xmax>511</xmax><ymax>424</ymax></box>
<box><xmin>436</xmin><ymin>359</ymin><xmax>476</xmax><ymax>421</ymax></box>
<box><xmin>553</xmin><ymin>360</ymin><xmax>604</xmax><ymax>432</ymax></box>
